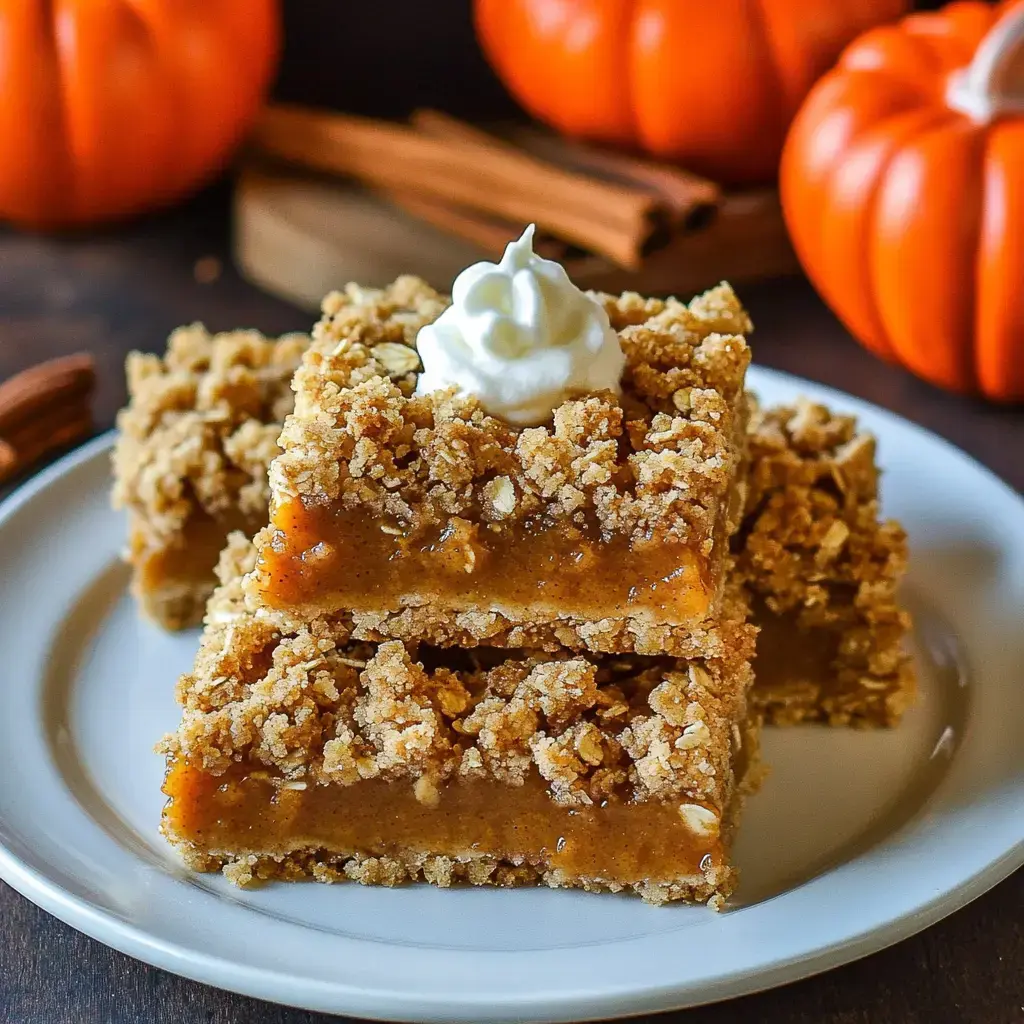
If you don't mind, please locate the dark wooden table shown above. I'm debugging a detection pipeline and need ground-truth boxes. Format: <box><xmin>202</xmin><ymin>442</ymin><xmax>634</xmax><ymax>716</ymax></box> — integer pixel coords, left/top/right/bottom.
<box><xmin>0</xmin><ymin>185</ymin><xmax>1021</xmax><ymax>1024</ymax></box>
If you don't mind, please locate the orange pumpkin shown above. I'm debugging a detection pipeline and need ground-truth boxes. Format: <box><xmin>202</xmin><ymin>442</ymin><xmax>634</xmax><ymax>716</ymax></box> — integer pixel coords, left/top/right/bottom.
<box><xmin>782</xmin><ymin>1</ymin><xmax>1024</xmax><ymax>401</ymax></box>
<box><xmin>0</xmin><ymin>0</ymin><xmax>279</xmax><ymax>229</ymax></box>
<box><xmin>474</xmin><ymin>0</ymin><xmax>908</xmax><ymax>185</ymax></box>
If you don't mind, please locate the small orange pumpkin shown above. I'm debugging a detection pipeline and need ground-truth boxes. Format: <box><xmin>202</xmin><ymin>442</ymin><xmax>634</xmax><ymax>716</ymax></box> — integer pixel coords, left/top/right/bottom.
<box><xmin>474</xmin><ymin>0</ymin><xmax>908</xmax><ymax>185</ymax></box>
<box><xmin>0</xmin><ymin>0</ymin><xmax>279</xmax><ymax>229</ymax></box>
<box><xmin>782</xmin><ymin>0</ymin><xmax>1024</xmax><ymax>401</ymax></box>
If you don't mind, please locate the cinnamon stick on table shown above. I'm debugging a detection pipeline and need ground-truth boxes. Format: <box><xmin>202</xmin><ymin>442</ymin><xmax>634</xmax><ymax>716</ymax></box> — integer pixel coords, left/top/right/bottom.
<box><xmin>252</xmin><ymin>104</ymin><xmax>678</xmax><ymax>270</ymax></box>
<box><xmin>0</xmin><ymin>353</ymin><xmax>94</xmax><ymax>438</ymax></box>
<box><xmin>0</xmin><ymin>354</ymin><xmax>95</xmax><ymax>485</ymax></box>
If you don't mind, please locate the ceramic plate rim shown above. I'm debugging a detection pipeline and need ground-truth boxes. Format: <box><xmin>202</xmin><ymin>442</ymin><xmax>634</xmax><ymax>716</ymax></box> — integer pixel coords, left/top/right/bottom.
<box><xmin>0</xmin><ymin>366</ymin><xmax>1022</xmax><ymax>1023</ymax></box>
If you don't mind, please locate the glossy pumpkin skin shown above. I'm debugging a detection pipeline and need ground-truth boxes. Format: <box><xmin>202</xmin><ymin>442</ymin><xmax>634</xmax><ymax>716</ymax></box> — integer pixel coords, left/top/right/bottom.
<box><xmin>474</xmin><ymin>0</ymin><xmax>907</xmax><ymax>185</ymax></box>
<box><xmin>782</xmin><ymin>1</ymin><xmax>1024</xmax><ymax>400</ymax></box>
<box><xmin>0</xmin><ymin>0</ymin><xmax>279</xmax><ymax>228</ymax></box>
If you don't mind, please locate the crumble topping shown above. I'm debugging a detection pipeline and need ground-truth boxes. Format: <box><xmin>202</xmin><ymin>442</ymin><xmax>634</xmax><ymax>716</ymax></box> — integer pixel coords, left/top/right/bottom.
<box><xmin>164</xmin><ymin>534</ymin><xmax>754</xmax><ymax>812</ymax></box>
<box><xmin>268</xmin><ymin>278</ymin><xmax>751</xmax><ymax>550</ymax></box>
<box><xmin>112</xmin><ymin>324</ymin><xmax>308</xmax><ymax>549</ymax></box>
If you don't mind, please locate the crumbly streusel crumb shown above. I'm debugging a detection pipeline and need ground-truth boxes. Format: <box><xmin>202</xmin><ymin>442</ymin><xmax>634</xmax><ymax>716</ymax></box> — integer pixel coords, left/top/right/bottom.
<box><xmin>736</xmin><ymin>398</ymin><xmax>915</xmax><ymax>726</ymax></box>
<box><xmin>267</xmin><ymin>278</ymin><xmax>751</xmax><ymax>551</ymax></box>
<box><xmin>113</xmin><ymin>324</ymin><xmax>308</xmax><ymax>548</ymax></box>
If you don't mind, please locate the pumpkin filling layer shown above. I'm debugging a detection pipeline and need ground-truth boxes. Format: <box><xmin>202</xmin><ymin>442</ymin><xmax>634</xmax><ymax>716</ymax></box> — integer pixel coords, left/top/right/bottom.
<box><xmin>256</xmin><ymin>499</ymin><xmax>713</xmax><ymax>623</ymax></box>
<box><xmin>163</xmin><ymin>761</ymin><xmax>733</xmax><ymax>888</ymax></box>
<box><xmin>753</xmin><ymin>607</ymin><xmax>841</xmax><ymax>693</ymax></box>
<box><xmin>134</xmin><ymin>511</ymin><xmax>260</xmax><ymax>593</ymax></box>
<box><xmin>129</xmin><ymin>510</ymin><xmax>266</xmax><ymax>629</ymax></box>
<box><xmin>749</xmin><ymin>604</ymin><xmax>912</xmax><ymax>726</ymax></box>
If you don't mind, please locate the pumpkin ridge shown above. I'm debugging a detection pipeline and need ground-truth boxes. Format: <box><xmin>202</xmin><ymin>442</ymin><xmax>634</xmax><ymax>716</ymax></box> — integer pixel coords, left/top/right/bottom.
<box><xmin>0</xmin><ymin>0</ymin><xmax>277</xmax><ymax>228</ymax></box>
<box><xmin>871</xmin><ymin>115</ymin><xmax>985</xmax><ymax>392</ymax></box>
<box><xmin>478</xmin><ymin>0</ymin><xmax>909</xmax><ymax>185</ymax></box>
<box><xmin>836</xmin><ymin>107</ymin><xmax>941</xmax><ymax>361</ymax></box>
<box><xmin>958</xmin><ymin>122</ymin><xmax>987</xmax><ymax>395</ymax></box>
<box><xmin>975</xmin><ymin>121</ymin><xmax>1024</xmax><ymax>399</ymax></box>
<box><xmin>813</xmin><ymin>97</ymin><xmax>946</xmax><ymax>362</ymax></box>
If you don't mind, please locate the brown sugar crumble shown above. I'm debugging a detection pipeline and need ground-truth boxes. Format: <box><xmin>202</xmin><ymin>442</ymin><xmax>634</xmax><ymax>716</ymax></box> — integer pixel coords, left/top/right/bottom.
<box><xmin>112</xmin><ymin>324</ymin><xmax>307</xmax><ymax>628</ymax></box>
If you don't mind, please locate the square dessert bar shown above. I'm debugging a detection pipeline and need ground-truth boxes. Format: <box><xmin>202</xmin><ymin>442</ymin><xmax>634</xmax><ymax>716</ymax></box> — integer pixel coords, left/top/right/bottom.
<box><xmin>736</xmin><ymin>400</ymin><xmax>915</xmax><ymax>727</ymax></box>
<box><xmin>247</xmin><ymin>277</ymin><xmax>752</xmax><ymax>656</ymax></box>
<box><xmin>161</xmin><ymin>535</ymin><xmax>759</xmax><ymax>907</ymax></box>
<box><xmin>112</xmin><ymin>324</ymin><xmax>308</xmax><ymax>629</ymax></box>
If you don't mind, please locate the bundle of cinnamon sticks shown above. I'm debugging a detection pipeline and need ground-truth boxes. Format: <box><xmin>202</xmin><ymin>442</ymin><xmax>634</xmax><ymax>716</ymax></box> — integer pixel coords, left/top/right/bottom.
<box><xmin>250</xmin><ymin>105</ymin><xmax>740</xmax><ymax>273</ymax></box>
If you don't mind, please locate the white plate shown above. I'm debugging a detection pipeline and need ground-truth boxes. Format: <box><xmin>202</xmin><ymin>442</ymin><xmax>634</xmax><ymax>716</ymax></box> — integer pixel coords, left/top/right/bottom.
<box><xmin>0</xmin><ymin>367</ymin><xmax>1022</xmax><ymax>1023</ymax></box>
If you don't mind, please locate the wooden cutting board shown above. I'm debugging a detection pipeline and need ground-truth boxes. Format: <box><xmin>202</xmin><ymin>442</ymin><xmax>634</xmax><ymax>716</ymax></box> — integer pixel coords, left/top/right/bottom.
<box><xmin>233</xmin><ymin>164</ymin><xmax>800</xmax><ymax>311</ymax></box>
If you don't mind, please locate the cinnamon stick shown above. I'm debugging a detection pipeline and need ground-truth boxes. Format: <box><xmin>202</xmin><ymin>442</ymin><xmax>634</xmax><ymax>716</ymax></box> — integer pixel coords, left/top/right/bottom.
<box><xmin>0</xmin><ymin>354</ymin><xmax>96</xmax><ymax>484</ymax></box>
<box><xmin>0</xmin><ymin>353</ymin><xmax>94</xmax><ymax>436</ymax></box>
<box><xmin>0</xmin><ymin>415</ymin><xmax>93</xmax><ymax>484</ymax></box>
<box><xmin>0</xmin><ymin>440</ymin><xmax>16</xmax><ymax>480</ymax></box>
<box><xmin>2</xmin><ymin>400</ymin><xmax>92</xmax><ymax>465</ymax></box>
<box><xmin>561</xmin><ymin>188</ymin><xmax>799</xmax><ymax>295</ymax></box>
<box><xmin>500</xmin><ymin>123</ymin><xmax>720</xmax><ymax>227</ymax></box>
<box><xmin>406</xmin><ymin>110</ymin><xmax>675</xmax><ymax>261</ymax></box>
<box><xmin>251</xmin><ymin>104</ymin><xmax>669</xmax><ymax>270</ymax></box>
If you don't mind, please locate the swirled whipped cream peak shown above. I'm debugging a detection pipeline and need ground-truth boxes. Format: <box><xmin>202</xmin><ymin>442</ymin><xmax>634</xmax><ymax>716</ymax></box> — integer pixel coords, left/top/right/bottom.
<box><xmin>414</xmin><ymin>225</ymin><xmax>626</xmax><ymax>426</ymax></box>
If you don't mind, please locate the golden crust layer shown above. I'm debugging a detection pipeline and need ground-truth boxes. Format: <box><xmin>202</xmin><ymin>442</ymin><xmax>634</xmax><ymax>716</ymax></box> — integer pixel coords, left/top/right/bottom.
<box><xmin>737</xmin><ymin>400</ymin><xmax>915</xmax><ymax>726</ymax></box>
<box><xmin>345</xmin><ymin>584</ymin><xmax>755</xmax><ymax>658</ymax></box>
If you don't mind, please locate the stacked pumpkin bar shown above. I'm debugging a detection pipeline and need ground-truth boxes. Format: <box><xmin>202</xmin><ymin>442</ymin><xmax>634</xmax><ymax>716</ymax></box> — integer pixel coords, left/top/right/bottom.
<box><xmin>119</xmin><ymin>252</ymin><xmax>914</xmax><ymax>905</ymax></box>
<box><xmin>156</xmin><ymin>273</ymin><xmax>767</xmax><ymax>907</ymax></box>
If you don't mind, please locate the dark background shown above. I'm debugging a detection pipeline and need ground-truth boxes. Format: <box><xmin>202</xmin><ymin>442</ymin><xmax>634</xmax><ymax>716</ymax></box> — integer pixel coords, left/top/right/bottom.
<box><xmin>1</xmin><ymin>1</ymin><xmax>1021</xmax><ymax>1022</ymax></box>
<box><xmin>271</xmin><ymin>0</ymin><xmax>948</xmax><ymax>119</ymax></box>
<box><xmin>276</xmin><ymin>0</ymin><xmax>519</xmax><ymax>120</ymax></box>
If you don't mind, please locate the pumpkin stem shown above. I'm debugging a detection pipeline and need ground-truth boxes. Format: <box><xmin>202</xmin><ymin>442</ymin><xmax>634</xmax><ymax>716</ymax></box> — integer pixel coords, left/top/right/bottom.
<box><xmin>947</xmin><ymin>6</ymin><xmax>1024</xmax><ymax>123</ymax></box>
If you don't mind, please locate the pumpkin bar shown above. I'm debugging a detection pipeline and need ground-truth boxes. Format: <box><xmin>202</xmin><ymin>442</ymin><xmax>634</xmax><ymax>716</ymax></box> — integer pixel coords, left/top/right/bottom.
<box><xmin>160</xmin><ymin>534</ymin><xmax>759</xmax><ymax>907</ymax></box>
<box><xmin>246</xmin><ymin>277</ymin><xmax>752</xmax><ymax>656</ymax></box>
<box><xmin>736</xmin><ymin>400</ymin><xmax>915</xmax><ymax>727</ymax></box>
<box><xmin>112</xmin><ymin>324</ymin><xmax>308</xmax><ymax>628</ymax></box>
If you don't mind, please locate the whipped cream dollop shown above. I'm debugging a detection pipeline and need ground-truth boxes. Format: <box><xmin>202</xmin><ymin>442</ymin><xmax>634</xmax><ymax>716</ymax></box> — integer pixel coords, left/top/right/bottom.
<box><xmin>414</xmin><ymin>225</ymin><xmax>625</xmax><ymax>425</ymax></box>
